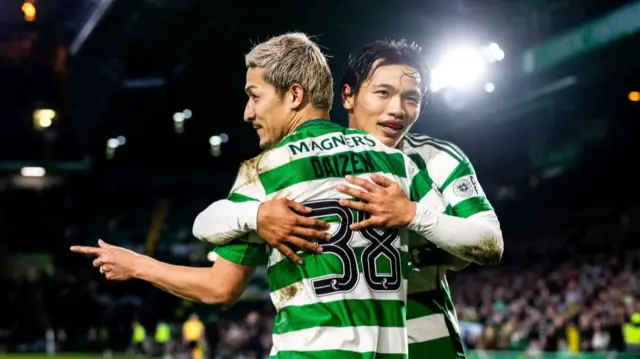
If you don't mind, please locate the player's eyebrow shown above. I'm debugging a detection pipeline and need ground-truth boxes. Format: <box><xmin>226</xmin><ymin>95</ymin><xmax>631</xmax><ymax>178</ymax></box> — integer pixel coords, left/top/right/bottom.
<box><xmin>245</xmin><ymin>85</ymin><xmax>257</xmax><ymax>95</ymax></box>
<box><xmin>372</xmin><ymin>83</ymin><xmax>421</xmax><ymax>99</ymax></box>
<box><xmin>371</xmin><ymin>83</ymin><xmax>395</xmax><ymax>91</ymax></box>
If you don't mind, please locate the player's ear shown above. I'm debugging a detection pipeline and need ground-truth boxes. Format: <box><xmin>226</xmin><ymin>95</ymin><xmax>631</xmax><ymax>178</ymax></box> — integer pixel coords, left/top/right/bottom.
<box><xmin>288</xmin><ymin>83</ymin><xmax>305</xmax><ymax>110</ymax></box>
<box><xmin>341</xmin><ymin>84</ymin><xmax>355</xmax><ymax>112</ymax></box>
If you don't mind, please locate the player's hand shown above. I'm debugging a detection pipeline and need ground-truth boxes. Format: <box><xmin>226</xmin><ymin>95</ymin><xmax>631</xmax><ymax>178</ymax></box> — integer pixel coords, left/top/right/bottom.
<box><xmin>70</xmin><ymin>239</ymin><xmax>143</xmax><ymax>281</ymax></box>
<box><xmin>337</xmin><ymin>174</ymin><xmax>416</xmax><ymax>230</ymax></box>
<box><xmin>257</xmin><ymin>198</ymin><xmax>331</xmax><ymax>264</ymax></box>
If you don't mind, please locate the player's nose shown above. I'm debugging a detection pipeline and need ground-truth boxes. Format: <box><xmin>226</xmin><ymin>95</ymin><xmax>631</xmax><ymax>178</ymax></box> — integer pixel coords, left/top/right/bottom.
<box><xmin>387</xmin><ymin>96</ymin><xmax>406</xmax><ymax>120</ymax></box>
<box><xmin>244</xmin><ymin>102</ymin><xmax>256</xmax><ymax>122</ymax></box>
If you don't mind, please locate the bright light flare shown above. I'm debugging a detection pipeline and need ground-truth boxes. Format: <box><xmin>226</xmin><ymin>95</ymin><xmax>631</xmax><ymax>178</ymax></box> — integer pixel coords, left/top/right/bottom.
<box><xmin>484</xmin><ymin>82</ymin><xmax>496</xmax><ymax>93</ymax></box>
<box><xmin>21</xmin><ymin>166</ymin><xmax>45</xmax><ymax>177</ymax></box>
<box><xmin>485</xmin><ymin>42</ymin><xmax>505</xmax><ymax>62</ymax></box>
<box><xmin>209</xmin><ymin>136</ymin><xmax>222</xmax><ymax>146</ymax></box>
<box><xmin>107</xmin><ymin>138</ymin><xmax>120</xmax><ymax>149</ymax></box>
<box><xmin>430</xmin><ymin>46</ymin><xmax>486</xmax><ymax>92</ymax></box>
<box><xmin>173</xmin><ymin>112</ymin><xmax>185</xmax><ymax>123</ymax></box>
<box><xmin>22</xmin><ymin>2</ymin><xmax>35</xmax><ymax>22</ymax></box>
<box><xmin>33</xmin><ymin>109</ymin><xmax>56</xmax><ymax>129</ymax></box>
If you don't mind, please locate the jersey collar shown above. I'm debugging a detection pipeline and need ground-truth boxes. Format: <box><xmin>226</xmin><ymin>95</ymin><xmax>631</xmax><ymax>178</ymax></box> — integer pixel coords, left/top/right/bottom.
<box><xmin>294</xmin><ymin>119</ymin><xmax>335</xmax><ymax>132</ymax></box>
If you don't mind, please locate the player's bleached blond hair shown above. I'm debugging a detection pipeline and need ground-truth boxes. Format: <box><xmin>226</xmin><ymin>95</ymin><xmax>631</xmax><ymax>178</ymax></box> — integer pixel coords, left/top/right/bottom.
<box><xmin>245</xmin><ymin>32</ymin><xmax>333</xmax><ymax>110</ymax></box>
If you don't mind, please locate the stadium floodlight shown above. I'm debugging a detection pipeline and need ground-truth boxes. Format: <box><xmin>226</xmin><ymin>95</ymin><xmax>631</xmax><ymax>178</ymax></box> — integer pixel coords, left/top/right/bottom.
<box><xmin>183</xmin><ymin>109</ymin><xmax>192</xmax><ymax>119</ymax></box>
<box><xmin>209</xmin><ymin>135</ymin><xmax>222</xmax><ymax>146</ymax></box>
<box><xmin>107</xmin><ymin>138</ymin><xmax>120</xmax><ymax>149</ymax></box>
<box><xmin>117</xmin><ymin>135</ymin><xmax>126</xmax><ymax>146</ymax></box>
<box><xmin>33</xmin><ymin>109</ymin><xmax>56</xmax><ymax>129</ymax></box>
<box><xmin>20</xmin><ymin>166</ymin><xmax>45</xmax><ymax>177</ymax></box>
<box><xmin>483</xmin><ymin>42</ymin><xmax>505</xmax><ymax>62</ymax></box>
<box><xmin>220</xmin><ymin>133</ymin><xmax>229</xmax><ymax>143</ymax></box>
<box><xmin>173</xmin><ymin>112</ymin><xmax>185</xmax><ymax>123</ymax></box>
<box><xmin>430</xmin><ymin>46</ymin><xmax>486</xmax><ymax>92</ymax></box>
<box><xmin>484</xmin><ymin>82</ymin><xmax>496</xmax><ymax>93</ymax></box>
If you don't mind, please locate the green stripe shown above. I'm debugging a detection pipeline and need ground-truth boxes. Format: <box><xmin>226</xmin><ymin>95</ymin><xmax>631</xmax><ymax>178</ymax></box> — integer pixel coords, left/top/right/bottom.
<box><xmin>408</xmin><ymin>336</ymin><xmax>462</xmax><ymax>359</ymax></box>
<box><xmin>268</xmin><ymin>247</ymin><xmax>409</xmax><ymax>292</ymax></box>
<box><xmin>407</xmin><ymin>287</ymin><xmax>456</xmax><ymax>319</ymax></box>
<box><xmin>444</xmin><ymin>204</ymin><xmax>454</xmax><ymax>215</ymax></box>
<box><xmin>272</xmin><ymin>351</ymin><xmax>407</xmax><ymax>359</ymax></box>
<box><xmin>408</xmin><ymin>153</ymin><xmax>427</xmax><ymax>170</ymax></box>
<box><xmin>260</xmin><ymin>150</ymin><xmax>407</xmax><ymax>195</ymax></box>
<box><xmin>409</xmin><ymin>169</ymin><xmax>434</xmax><ymax>202</ymax></box>
<box><xmin>273</xmin><ymin>299</ymin><xmax>405</xmax><ymax>334</ymax></box>
<box><xmin>406</xmin><ymin>289</ymin><xmax>466</xmax><ymax>358</ymax></box>
<box><xmin>452</xmin><ymin>197</ymin><xmax>493</xmax><ymax>218</ymax></box>
<box><xmin>407</xmin><ymin>294</ymin><xmax>444</xmax><ymax>319</ymax></box>
<box><xmin>227</xmin><ymin>192</ymin><xmax>259</xmax><ymax>203</ymax></box>
<box><xmin>215</xmin><ymin>238</ymin><xmax>268</xmax><ymax>267</ymax></box>
<box><xmin>275</xmin><ymin>122</ymin><xmax>366</xmax><ymax>149</ymax></box>
<box><xmin>440</xmin><ymin>162</ymin><xmax>475</xmax><ymax>193</ymax></box>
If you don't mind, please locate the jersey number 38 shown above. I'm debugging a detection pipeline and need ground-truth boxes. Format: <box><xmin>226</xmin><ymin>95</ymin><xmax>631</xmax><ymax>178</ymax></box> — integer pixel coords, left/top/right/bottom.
<box><xmin>304</xmin><ymin>200</ymin><xmax>402</xmax><ymax>296</ymax></box>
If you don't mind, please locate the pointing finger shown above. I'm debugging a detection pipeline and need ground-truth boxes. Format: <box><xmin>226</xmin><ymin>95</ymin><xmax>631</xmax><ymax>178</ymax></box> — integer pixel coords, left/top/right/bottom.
<box><xmin>70</xmin><ymin>246</ymin><xmax>103</xmax><ymax>255</ymax></box>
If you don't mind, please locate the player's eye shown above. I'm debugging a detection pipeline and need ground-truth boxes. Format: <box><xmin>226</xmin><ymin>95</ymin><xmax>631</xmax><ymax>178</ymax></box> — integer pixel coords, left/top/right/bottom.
<box><xmin>376</xmin><ymin>90</ymin><xmax>389</xmax><ymax>98</ymax></box>
<box><xmin>406</xmin><ymin>96</ymin><xmax>420</xmax><ymax>104</ymax></box>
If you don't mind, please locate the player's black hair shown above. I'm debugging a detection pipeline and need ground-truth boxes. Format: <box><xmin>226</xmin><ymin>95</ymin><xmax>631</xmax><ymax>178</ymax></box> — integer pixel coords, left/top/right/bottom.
<box><xmin>340</xmin><ymin>39</ymin><xmax>430</xmax><ymax>105</ymax></box>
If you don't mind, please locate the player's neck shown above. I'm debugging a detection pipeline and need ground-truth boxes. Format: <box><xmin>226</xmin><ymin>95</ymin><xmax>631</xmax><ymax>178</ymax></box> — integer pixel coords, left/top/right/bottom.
<box><xmin>286</xmin><ymin>108</ymin><xmax>330</xmax><ymax>135</ymax></box>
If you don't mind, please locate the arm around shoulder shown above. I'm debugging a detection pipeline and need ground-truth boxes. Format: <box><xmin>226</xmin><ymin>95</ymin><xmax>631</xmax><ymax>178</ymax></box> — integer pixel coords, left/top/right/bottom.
<box><xmin>192</xmin><ymin>199</ymin><xmax>261</xmax><ymax>245</ymax></box>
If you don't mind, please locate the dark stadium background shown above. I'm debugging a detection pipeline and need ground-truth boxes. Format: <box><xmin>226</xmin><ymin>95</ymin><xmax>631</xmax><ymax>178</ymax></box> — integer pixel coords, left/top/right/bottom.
<box><xmin>0</xmin><ymin>0</ymin><xmax>639</xmax><ymax>358</ymax></box>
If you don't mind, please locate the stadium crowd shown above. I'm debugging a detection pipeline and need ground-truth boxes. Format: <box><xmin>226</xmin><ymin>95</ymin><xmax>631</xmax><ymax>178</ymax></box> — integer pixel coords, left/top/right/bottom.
<box><xmin>1</xmin><ymin>184</ymin><xmax>640</xmax><ymax>358</ymax></box>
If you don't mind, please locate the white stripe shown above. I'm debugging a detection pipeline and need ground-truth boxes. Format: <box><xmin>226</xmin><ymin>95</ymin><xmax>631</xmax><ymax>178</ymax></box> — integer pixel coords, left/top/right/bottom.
<box><xmin>270</xmin><ymin>326</ymin><xmax>408</xmax><ymax>355</ymax></box>
<box><xmin>441</xmin><ymin>174</ymin><xmax>485</xmax><ymax>207</ymax></box>
<box><xmin>415</xmin><ymin>186</ymin><xmax>448</xmax><ymax>212</ymax></box>
<box><xmin>407</xmin><ymin>314</ymin><xmax>450</xmax><ymax>343</ymax></box>
<box><xmin>401</xmin><ymin>142</ymin><xmax>460</xmax><ymax>191</ymax></box>
<box><xmin>267</xmin><ymin>232</ymin><xmax>409</xmax><ymax>267</ymax></box>
<box><xmin>271</xmin><ymin>277</ymin><xmax>408</xmax><ymax>311</ymax></box>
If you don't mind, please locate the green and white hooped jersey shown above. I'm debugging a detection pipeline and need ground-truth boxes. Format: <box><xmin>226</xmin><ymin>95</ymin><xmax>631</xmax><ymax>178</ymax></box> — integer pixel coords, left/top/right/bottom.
<box><xmin>400</xmin><ymin>133</ymin><xmax>495</xmax><ymax>359</ymax></box>
<box><xmin>216</xmin><ymin>120</ymin><xmax>449</xmax><ymax>359</ymax></box>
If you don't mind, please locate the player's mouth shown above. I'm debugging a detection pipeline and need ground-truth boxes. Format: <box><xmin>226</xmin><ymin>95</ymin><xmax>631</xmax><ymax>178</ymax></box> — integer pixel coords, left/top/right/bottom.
<box><xmin>377</xmin><ymin>121</ymin><xmax>404</xmax><ymax>137</ymax></box>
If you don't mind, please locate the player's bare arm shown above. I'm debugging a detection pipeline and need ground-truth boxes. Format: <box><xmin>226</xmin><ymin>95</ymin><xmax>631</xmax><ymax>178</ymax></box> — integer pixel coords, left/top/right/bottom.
<box><xmin>193</xmin><ymin>198</ymin><xmax>331</xmax><ymax>264</ymax></box>
<box><xmin>71</xmin><ymin>239</ymin><xmax>253</xmax><ymax>306</ymax></box>
<box><xmin>338</xmin><ymin>174</ymin><xmax>503</xmax><ymax>265</ymax></box>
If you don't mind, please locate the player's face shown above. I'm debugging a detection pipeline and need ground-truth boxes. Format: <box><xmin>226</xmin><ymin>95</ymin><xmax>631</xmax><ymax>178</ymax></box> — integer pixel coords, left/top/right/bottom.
<box><xmin>343</xmin><ymin>62</ymin><xmax>422</xmax><ymax>148</ymax></box>
<box><xmin>244</xmin><ymin>67</ymin><xmax>292</xmax><ymax>149</ymax></box>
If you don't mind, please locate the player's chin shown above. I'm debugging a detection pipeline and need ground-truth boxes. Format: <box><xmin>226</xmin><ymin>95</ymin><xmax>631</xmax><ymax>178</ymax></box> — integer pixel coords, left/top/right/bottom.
<box><xmin>375</xmin><ymin>126</ymin><xmax>403</xmax><ymax>148</ymax></box>
<box><xmin>258</xmin><ymin>137</ymin><xmax>275</xmax><ymax>149</ymax></box>
<box><xmin>377</xmin><ymin>133</ymin><xmax>400</xmax><ymax>148</ymax></box>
